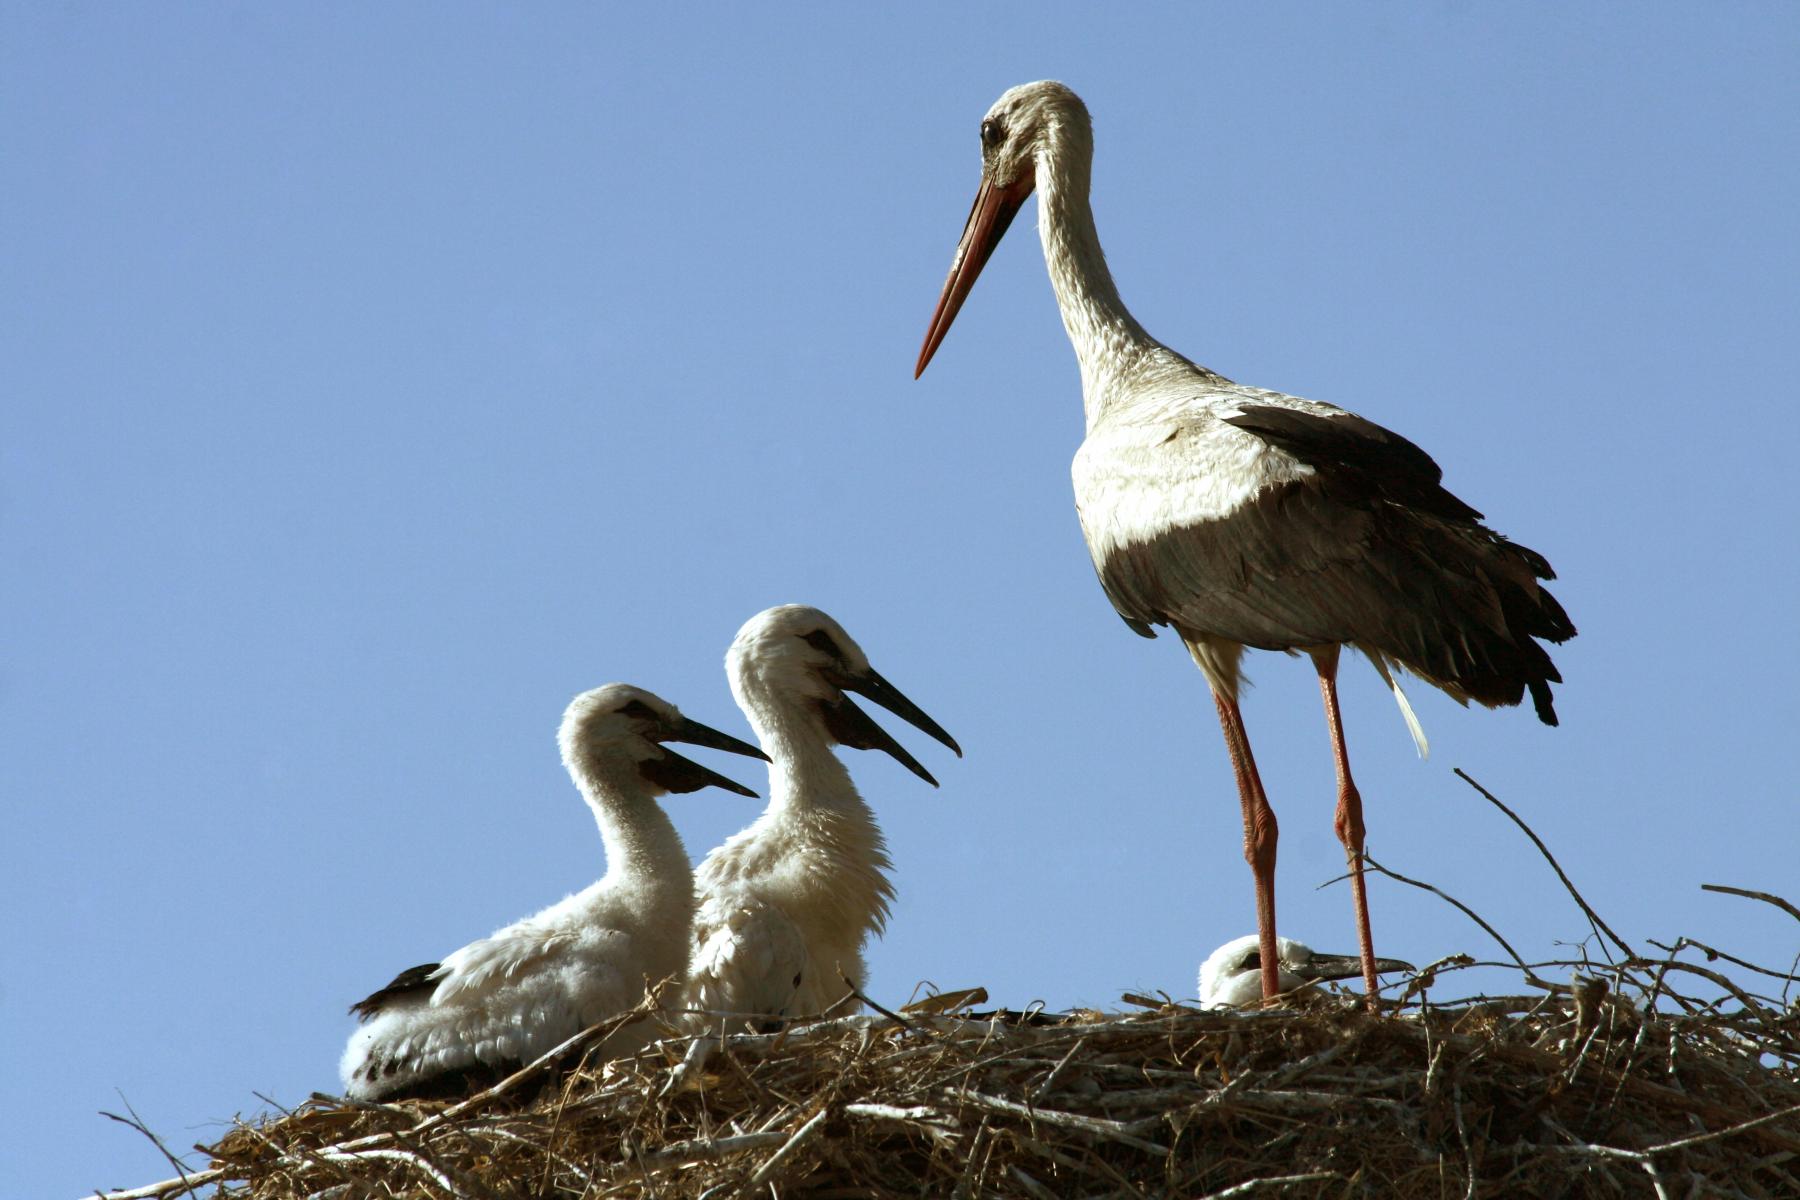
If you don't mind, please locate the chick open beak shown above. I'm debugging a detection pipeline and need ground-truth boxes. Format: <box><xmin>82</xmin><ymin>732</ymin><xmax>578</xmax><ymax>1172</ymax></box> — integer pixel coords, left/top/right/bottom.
<box><xmin>638</xmin><ymin>715</ymin><xmax>769</xmax><ymax>798</ymax></box>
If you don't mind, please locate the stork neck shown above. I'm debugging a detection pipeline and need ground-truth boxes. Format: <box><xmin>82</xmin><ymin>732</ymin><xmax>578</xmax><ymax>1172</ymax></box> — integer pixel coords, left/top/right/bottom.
<box><xmin>1034</xmin><ymin>125</ymin><xmax>1158</xmax><ymax>427</ymax></box>
<box><xmin>570</xmin><ymin>763</ymin><xmax>691</xmax><ymax>891</ymax></box>
<box><xmin>769</xmin><ymin>723</ymin><xmax>862</xmax><ymax>813</ymax></box>
<box><xmin>734</xmin><ymin>688</ymin><xmax>862</xmax><ymax>816</ymax></box>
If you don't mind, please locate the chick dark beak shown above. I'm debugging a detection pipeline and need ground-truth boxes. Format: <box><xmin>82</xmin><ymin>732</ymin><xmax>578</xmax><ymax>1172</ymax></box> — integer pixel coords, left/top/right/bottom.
<box><xmin>666</xmin><ymin>715</ymin><xmax>771</xmax><ymax>763</ymax></box>
<box><xmin>844</xmin><ymin>668</ymin><xmax>961</xmax><ymax>758</ymax></box>
<box><xmin>1291</xmin><ymin>953</ymin><xmax>1414</xmax><ymax>983</ymax></box>
<box><xmin>818</xmin><ymin>694</ymin><xmax>939</xmax><ymax>787</ymax></box>
<box><xmin>639</xmin><ymin>715</ymin><xmax>769</xmax><ymax>798</ymax></box>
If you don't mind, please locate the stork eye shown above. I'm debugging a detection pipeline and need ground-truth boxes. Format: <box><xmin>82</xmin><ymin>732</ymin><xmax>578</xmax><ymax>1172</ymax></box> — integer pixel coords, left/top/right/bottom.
<box><xmin>801</xmin><ymin>630</ymin><xmax>845</xmax><ymax>660</ymax></box>
<box><xmin>980</xmin><ymin>118</ymin><xmax>1005</xmax><ymax>149</ymax></box>
<box><xmin>619</xmin><ymin>700</ymin><xmax>656</xmax><ymax>720</ymax></box>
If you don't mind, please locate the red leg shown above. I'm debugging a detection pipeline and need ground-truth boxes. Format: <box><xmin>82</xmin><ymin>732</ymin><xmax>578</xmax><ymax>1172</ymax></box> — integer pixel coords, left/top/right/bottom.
<box><xmin>1312</xmin><ymin>646</ymin><xmax>1379</xmax><ymax>1010</ymax></box>
<box><xmin>1211</xmin><ymin>688</ymin><xmax>1281</xmax><ymax>1003</ymax></box>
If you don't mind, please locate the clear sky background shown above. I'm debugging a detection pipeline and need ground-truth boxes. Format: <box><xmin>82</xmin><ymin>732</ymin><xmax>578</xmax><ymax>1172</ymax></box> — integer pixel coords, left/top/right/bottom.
<box><xmin>6</xmin><ymin>4</ymin><xmax>1798</xmax><ymax>1195</ymax></box>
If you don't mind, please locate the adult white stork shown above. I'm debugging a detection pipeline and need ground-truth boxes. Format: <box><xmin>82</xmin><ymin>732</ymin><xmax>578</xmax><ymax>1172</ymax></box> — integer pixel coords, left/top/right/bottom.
<box><xmin>682</xmin><ymin>606</ymin><xmax>960</xmax><ymax>1030</ymax></box>
<box><xmin>339</xmin><ymin>684</ymin><xmax>766</xmax><ymax>1101</ymax></box>
<box><xmin>1199</xmin><ymin>933</ymin><xmax>1412</xmax><ymax>1010</ymax></box>
<box><xmin>915</xmin><ymin>81</ymin><xmax>1574</xmax><ymax>1007</ymax></box>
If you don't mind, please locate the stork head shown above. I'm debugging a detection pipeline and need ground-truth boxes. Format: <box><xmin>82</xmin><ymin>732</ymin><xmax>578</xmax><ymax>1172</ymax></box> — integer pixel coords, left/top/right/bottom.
<box><xmin>1198</xmin><ymin>934</ymin><xmax>1414</xmax><ymax>1010</ymax></box>
<box><xmin>727</xmin><ymin>605</ymin><xmax>961</xmax><ymax>785</ymax></box>
<box><xmin>916</xmin><ymin>80</ymin><xmax>1091</xmax><ymax>377</ymax></box>
<box><xmin>558</xmin><ymin>683</ymin><xmax>768</xmax><ymax>799</ymax></box>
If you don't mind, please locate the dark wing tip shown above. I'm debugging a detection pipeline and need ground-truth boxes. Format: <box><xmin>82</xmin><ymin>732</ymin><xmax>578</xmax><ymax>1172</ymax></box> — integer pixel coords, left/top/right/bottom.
<box><xmin>1528</xmin><ymin>679</ymin><xmax>1559</xmax><ymax>726</ymax></box>
<box><xmin>349</xmin><ymin>962</ymin><xmax>440</xmax><ymax>1020</ymax></box>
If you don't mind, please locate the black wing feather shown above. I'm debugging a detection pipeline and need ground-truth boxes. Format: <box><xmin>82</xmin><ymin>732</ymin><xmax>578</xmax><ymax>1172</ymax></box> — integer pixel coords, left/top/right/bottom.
<box><xmin>1095</xmin><ymin>408</ymin><xmax>1575</xmax><ymax>724</ymax></box>
<box><xmin>1224</xmin><ymin>405</ymin><xmax>1485</xmax><ymax>522</ymax></box>
<box><xmin>349</xmin><ymin>962</ymin><xmax>441</xmax><ymax>1021</ymax></box>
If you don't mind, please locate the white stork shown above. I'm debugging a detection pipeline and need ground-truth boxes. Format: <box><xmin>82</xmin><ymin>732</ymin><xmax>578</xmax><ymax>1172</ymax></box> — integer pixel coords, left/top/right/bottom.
<box><xmin>682</xmin><ymin>605</ymin><xmax>960</xmax><ymax>1030</ymax></box>
<box><xmin>915</xmin><ymin>81</ymin><xmax>1574</xmax><ymax>1007</ymax></box>
<box><xmin>339</xmin><ymin>684</ymin><xmax>766</xmax><ymax>1101</ymax></box>
<box><xmin>1199</xmin><ymin>933</ymin><xmax>1412</xmax><ymax>1010</ymax></box>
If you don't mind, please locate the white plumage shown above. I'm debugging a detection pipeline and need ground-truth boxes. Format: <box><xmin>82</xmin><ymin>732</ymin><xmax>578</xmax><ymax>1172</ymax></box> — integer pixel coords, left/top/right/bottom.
<box><xmin>339</xmin><ymin>684</ymin><xmax>765</xmax><ymax>1101</ymax></box>
<box><xmin>682</xmin><ymin>606</ymin><xmax>960</xmax><ymax>1029</ymax></box>
<box><xmin>1199</xmin><ymin>934</ymin><xmax>1412</xmax><ymax>1010</ymax></box>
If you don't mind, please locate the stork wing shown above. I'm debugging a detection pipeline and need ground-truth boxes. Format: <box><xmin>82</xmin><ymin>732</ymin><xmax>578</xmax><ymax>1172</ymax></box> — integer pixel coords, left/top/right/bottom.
<box><xmin>428</xmin><ymin>919</ymin><xmax>578</xmax><ymax>1007</ymax></box>
<box><xmin>1074</xmin><ymin>402</ymin><xmax>1570</xmax><ymax>718</ymax></box>
<box><xmin>1222</xmin><ymin>404</ymin><xmax>1484</xmax><ymax>523</ymax></box>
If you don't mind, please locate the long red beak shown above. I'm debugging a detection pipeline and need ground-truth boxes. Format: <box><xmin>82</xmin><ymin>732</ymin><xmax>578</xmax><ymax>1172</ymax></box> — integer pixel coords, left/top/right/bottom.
<box><xmin>914</xmin><ymin>172</ymin><xmax>1036</xmax><ymax>378</ymax></box>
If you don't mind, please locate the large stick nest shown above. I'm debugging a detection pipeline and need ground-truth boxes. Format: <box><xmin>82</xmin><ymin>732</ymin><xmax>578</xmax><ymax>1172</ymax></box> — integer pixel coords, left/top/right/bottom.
<box><xmin>108</xmin><ymin>947</ymin><xmax>1800</xmax><ymax>1200</ymax></box>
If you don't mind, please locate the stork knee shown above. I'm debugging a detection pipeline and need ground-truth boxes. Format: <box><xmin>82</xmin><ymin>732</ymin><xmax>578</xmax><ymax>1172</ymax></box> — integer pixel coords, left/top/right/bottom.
<box><xmin>1334</xmin><ymin>784</ymin><xmax>1366</xmax><ymax>854</ymax></box>
<box><xmin>1242</xmin><ymin>807</ymin><xmax>1278</xmax><ymax>874</ymax></box>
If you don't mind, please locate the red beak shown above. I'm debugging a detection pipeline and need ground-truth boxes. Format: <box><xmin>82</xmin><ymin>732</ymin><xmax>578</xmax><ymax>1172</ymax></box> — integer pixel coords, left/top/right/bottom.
<box><xmin>914</xmin><ymin>172</ymin><xmax>1036</xmax><ymax>378</ymax></box>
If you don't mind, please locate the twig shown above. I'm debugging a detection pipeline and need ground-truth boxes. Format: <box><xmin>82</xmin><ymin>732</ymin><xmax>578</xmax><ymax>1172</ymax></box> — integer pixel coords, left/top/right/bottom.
<box><xmin>83</xmin><ymin>1168</ymin><xmax>225</xmax><ymax>1200</ymax></box>
<box><xmin>952</xmin><ymin>1116</ymin><xmax>992</xmax><ymax>1200</ymax></box>
<box><xmin>110</xmin><ymin>1097</ymin><xmax>197</xmax><ymax>1190</ymax></box>
<box><xmin>945</xmin><ymin>1088</ymin><xmax>1171</xmax><ymax>1154</ymax></box>
<box><xmin>1007</xmin><ymin>1164</ymin><xmax>1063</xmax><ymax>1200</ymax></box>
<box><xmin>1640</xmin><ymin>1103</ymin><xmax>1800</xmax><ymax>1156</ymax></box>
<box><xmin>1027</xmin><ymin>1035</ymin><xmax>1087</xmax><ymax>1102</ymax></box>
<box><xmin>738</xmin><ymin>1107</ymin><xmax>829</xmax><ymax>1193</ymax></box>
<box><xmin>1452</xmin><ymin>1079</ymin><xmax>1477</xmax><ymax>1200</ymax></box>
<box><xmin>625</xmin><ymin>1131</ymin><xmax>789</xmax><ymax>1173</ymax></box>
<box><xmin>1701</xmin><ymin>883</ymin><xmax>1800</xmax><ymax>924</ymax></box>
<box><xmin>318</xmin><ymin>1147</ymin><xmax>459</xmax><ymax>1193</ymax></box>
<box><xmin>1649</xmin><ymin>936</ymin><xmax>1800</xmax><ymax>983</ymax></box>
<box><xmin>481</xmin><ymin>1127</ymin><xmax>595</xmax><ymax>1189</ymax></box>
<box><xmin>1635</xmin><ymin>952</ymin><xmax>1779</xmax><ymax>1014</ymax></box>
<box><xmin>1191</xmin><ymin>1174</ymin><xmax>1337</xmax><ymax>1200</ymax></box>
<box><xmin>1454</xmin><ymin>768</ymin><xmax>1636</xmax><ymax>960</ymax></box>
<box><xmin>96</xmin><ymin>1102</ymin><xmax>214</xmax><ymax>1200</ymax></box>
<box><xmin>837</xmin><ymin>968</ymin><xmax>919</xmax><ymax>1034</ymax></box>
<box><xmin>843</xmin><ymin>1102</ymin><xmax>943</xmax><ymax>1121</ymax></box>
<box><xmin>1355</xmin><ymin>852</ymin><xmax>1541</xmax><ymax>982</ymax></box>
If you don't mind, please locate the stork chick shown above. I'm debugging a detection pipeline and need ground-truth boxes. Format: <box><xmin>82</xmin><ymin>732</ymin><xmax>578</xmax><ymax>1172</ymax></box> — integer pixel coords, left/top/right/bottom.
<box><xmin>1200</xmin><ymin>934</ymin><xmax>1413</xmax><ymax>1009</ymax></box>
<box><xmin>340</xmin><ymin>684</ymin><xmax>766</xmax><ymax>1101</ymax></box>
<box><xmin>683</xmin><ymin>606</ymin><xmax>960</xmax><ymax>1029</ymax></box>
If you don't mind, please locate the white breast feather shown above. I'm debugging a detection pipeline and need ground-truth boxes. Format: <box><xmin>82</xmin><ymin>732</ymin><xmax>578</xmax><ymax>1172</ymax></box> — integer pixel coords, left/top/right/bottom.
<box><xmin>1072</xmin><ymin>391</ymin><xmax>1326</xmax><ymax>565</ymax></box>
<box><xmin>682</xmin><ymin>808</ymin><xmax>891</xmax><ymax>1027</ymax></box>
<box><xmin>686</xmin><ymin>898</ymin><xmax>812</xmax><ymax>1021</ymax></box>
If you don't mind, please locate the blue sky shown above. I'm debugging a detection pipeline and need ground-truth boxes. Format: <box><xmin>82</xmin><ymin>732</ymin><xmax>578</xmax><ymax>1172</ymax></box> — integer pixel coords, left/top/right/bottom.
<box><xmin>6</xmin><ymin>5</ymin><xmax>1798</xmax><ymax>1195</ymax></box>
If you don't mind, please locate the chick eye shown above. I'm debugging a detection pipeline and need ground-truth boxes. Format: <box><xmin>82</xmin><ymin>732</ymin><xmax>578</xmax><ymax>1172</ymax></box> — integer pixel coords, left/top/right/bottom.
<box><xmin>980</xmin><ymin>118</ymin><xmax>1005</xmax><ymax>150</ymax></box>
<box><xmin>619</xmin><ymin>700</ymin><xmax>656</xmax><ymax>720</ymax></box>
<box><xmin>801</xmin><ymin>629</ymin><xmax>845</xmax><ymax>660</ymax></box>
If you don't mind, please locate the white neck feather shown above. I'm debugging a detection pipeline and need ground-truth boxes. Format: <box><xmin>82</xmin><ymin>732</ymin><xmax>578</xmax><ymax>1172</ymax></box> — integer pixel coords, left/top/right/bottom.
<box><xmin>1033</xmin><ymin>114</ymin><xmax>1160</xmax><ymax>428</ymax></box>
<box><xmin>729</xmin><ymin>676</ymin><xmax>894</xmax><ymax>937</ymax></box>
<box><xmin>569</xmin><ymin>761</ymin><xmax>691</xmax><ymax>895</ymax></box>
<box><xmin>731</xmin><ymin>679</ymin><xmax>862</xmax><ymax>814</ymax></box>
